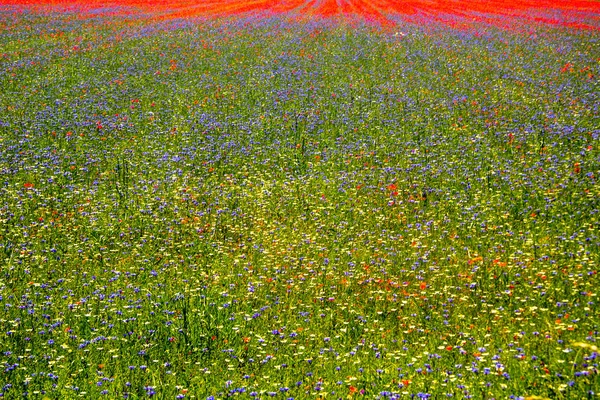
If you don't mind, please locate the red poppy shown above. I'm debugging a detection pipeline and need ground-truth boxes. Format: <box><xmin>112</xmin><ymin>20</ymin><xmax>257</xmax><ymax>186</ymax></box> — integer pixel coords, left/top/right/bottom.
<box><xmin>561</xmin><ymin>62</ymin><xmax>573</xmax><ymax>73</ymax></box>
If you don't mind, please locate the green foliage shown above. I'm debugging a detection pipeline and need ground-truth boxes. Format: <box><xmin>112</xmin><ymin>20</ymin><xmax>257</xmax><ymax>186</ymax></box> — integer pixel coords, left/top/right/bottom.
<box><xmin>0</xmin><ymin>8</ymin><xmax>598</xmax><ymax>399</ymax></box>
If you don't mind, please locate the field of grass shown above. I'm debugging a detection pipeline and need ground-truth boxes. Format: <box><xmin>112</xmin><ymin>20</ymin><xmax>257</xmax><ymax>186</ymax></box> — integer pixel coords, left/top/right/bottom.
<box><xmin>0</xmin><ymin>2</ymin><xmax>599</xmax><ymax>399</ymax></box>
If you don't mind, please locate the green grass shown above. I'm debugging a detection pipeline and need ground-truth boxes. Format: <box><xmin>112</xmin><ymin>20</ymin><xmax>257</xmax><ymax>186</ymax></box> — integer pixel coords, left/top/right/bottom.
<box><xmin>0</xmin><ymin>8</ymin><xmax>599</xmax><ymax>399</ymax></box>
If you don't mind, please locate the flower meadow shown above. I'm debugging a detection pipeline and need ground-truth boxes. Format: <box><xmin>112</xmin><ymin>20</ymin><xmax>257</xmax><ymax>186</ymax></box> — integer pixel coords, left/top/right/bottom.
<box><xmin>0</xmin><ymin>1</ymin><xmax>599</xmax><ymax>399</ymax></box>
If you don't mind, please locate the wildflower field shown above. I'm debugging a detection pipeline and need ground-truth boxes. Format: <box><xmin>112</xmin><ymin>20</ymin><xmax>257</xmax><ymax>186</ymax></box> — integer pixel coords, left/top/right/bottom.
<box><xmin>0</xmin><ymin>0</ymin><xmax>599</xmax><ymax>398</ymax></box>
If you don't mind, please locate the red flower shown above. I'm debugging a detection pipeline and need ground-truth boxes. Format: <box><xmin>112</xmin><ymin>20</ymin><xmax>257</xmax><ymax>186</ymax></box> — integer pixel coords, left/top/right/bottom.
<box><xmin>561</xmin><ymin>62</ymin><xmax>573</xmax><ymax>73</ymax></box>
<box><xmin>24</xmin><ymin>183</ymin><xmax>34</xmax><ymax>189</ymax></box>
